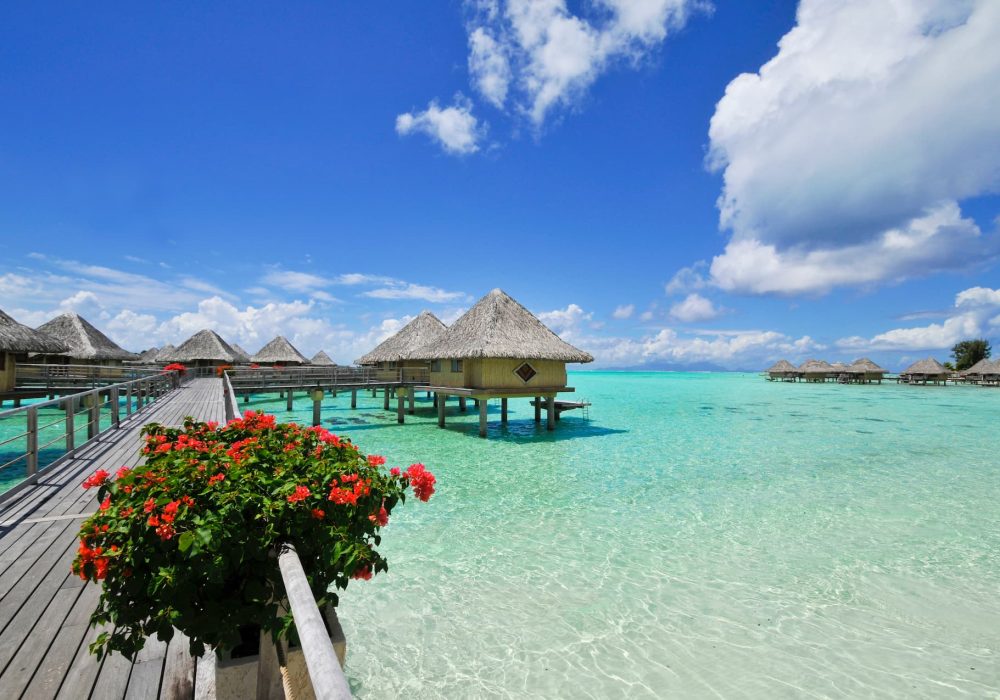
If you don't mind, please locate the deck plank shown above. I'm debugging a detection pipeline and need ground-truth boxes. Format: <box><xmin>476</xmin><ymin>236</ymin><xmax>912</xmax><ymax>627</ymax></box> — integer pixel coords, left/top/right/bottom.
<box><xmin>0</xmin><ymin>379</ymin><xmax>225</xmax><ymax>700</ymax></box>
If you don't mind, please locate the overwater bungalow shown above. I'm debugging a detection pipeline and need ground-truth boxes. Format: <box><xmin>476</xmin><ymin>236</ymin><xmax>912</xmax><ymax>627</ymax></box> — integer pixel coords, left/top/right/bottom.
<box><xmin>765</xmin><ymin>359</ymin><xmax>799</xmax><ymax>381</ymax></box>
<box><xmin>798</xmin><ymin>359</ymin><xmax>835</xmax><ymax>382</ymax></box>
<box><xmin>961</xmin><ymin>357</ymin><xmax>1000</xmax><ymax>385</ymax></box>
<box><xmin>410</xmin><ymin>289</ymin><xmax>593</xmax><ymax>437</ymax></box>
<box><xmin>33</xmin><ymin>313</ymin><xmax>138</xmax><ymax>366</ymax></box>
<box><xmin>899</xmin><ymin>358</ymin><xmax>949</xmax><ymax>385</ymax></box>
<box><xmin>311</xmin><ymin>350</ymin><xmax>336</xmax><ymax>366</ymax></box>
<box><xmin>0</xmin><ymin>308</ymin><xmax>67</xmax><ymax>393</ymax></box>
<box><xmin>846</xmin><ymin>357</ymin><xmax>887</xmax><ymax>384</ymax></box>
<box><xmin>250</xmin><ymin>336</ymin><xmax>310</xmax><ymax>366</ymax></box>
<box><xmin>152</xmin><ymin>344</ymin><xmax>177</xmax><ymax>364</ymax></box>
<box><xmin>355</xmin><ymin>311</ymin><xmax>448</xmax><ymax>382</ymax></box>
<box><xmin>165</xmin><ymin>330</ymin><xmax>241</xmax><ymax>369</ymax></box>
<box><xmin>137</xmin><ymin>347</ymin><xmax>161</xmax><ymax>363</ymax></box>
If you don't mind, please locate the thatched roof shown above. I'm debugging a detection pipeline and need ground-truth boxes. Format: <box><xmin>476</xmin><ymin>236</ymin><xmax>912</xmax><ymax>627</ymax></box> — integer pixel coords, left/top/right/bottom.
<box><xmin>0</xmin><ymin>308</ymin><xmax>67</xmax><ymax>354</ymax></box>
<box><xmin>798</xmin><ymin>359</ymin><xmax>834</xmax><ymax>373</ymax></box>
<box><xmin>250</xmin><ymin>336</ymin><xmax>309</xmax><ymax>364</ymax></box>
<box><xmin>848</xmin><ymin>357</ymin><xmax>887</xmax><ymax>374</ymax></box>
<box><xmin>766</xmin><ymin>359</ymin><xmax>798</xmax><ymax>373</ymax></box>
<box><xmin>152</xmin><ymin>344</ymin><xmax>177</xmax><ymax>362</ymax></box>
<box><xmin>231</xmin><ymin>344</ymin><xmax>251</xmax><ymax>363</ymax></box>
<box><xmin>961</xmin><ymin>357</ymin><xmax>999</xmax><ymax>375</ymax></box>
<box><xmin>166</xmin><ymin>330</ymin><xmax>240</xmax><ymax>363</ymax></box>
<box><xmin>410</xmin><ymin>290</ymin><xmax>593</xmax><ymax>363</ymax></box>
<box><xmin>311</xmin><ymin>350</ymin><xmax>336</xmax><ymax>366</ymax></box>
<box><xmin>900</xmin><ymin>357</ymin><xmax>948</xmax><ymax>376</ymax></box>
<box><xmin>830</xmin><ymin>362</ymin><xmax>849</xmax><ymax>372</ymax></box>
<box><xmin>355</xmin><ymin>311</ymin><xmax>448</xmax><ymax>365</ymax></box>
<box><xmin>35</xmin><ymin>313</ymin><xmax>137</xmax><ymax>361</ymax></box>
<box><xmin>138</xmin><ymin>347</ymin><xmax>161</xmax><ymax>362</ymax></box>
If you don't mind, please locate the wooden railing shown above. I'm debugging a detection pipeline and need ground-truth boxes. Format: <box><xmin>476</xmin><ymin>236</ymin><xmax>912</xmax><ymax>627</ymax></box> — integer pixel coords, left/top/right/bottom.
<box><xmin>227</xmin><ymin>366</ymin><xmax>429</xmax><ymax>392</ymax></box>
<box><xmin>14</xmin><ymin>363</ymin><xmax>167</xmax><ymax>391</ymax></box>
<box><xmin>0</xmin><ymin>371</ymin><xmax>181</xmax><ymax>502</ymax></box>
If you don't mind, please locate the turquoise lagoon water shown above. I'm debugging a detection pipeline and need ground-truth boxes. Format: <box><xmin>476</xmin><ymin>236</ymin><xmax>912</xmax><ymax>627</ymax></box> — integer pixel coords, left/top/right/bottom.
<box><xmin>240</xmin><ymin>372</ymin><xmax>999</xmax><ymax>698</ymax></box>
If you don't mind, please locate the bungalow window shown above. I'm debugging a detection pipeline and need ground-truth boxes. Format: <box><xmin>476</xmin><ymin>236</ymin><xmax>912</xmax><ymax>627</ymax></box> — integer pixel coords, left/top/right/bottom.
<box><xmin>431</xmin><ymin>360</ymin><xmax>442</xmax><ymax>372</ymax></box>
<box><xmin>451</xmin><ymin>359</ymin><xmax>463</xmax><ymax>373</ymax></box>
<box><xmin>514</xmin><ymin>362</ymin><xmax>537</xmax><ymax>383</ymax></box>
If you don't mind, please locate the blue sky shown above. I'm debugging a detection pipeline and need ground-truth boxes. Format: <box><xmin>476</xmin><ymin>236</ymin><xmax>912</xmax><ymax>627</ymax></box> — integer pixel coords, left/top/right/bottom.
<box><xmin>1</xmin><ymin>1</ymin><xmax>998</xmax><ymax>370</ymax></box>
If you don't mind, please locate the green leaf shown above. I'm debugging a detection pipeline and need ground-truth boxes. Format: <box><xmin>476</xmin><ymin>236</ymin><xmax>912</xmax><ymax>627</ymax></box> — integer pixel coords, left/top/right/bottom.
<box><xmin>178</xmin><ymin>531</ymin><xmax>195</xmax><ymax>553</ymax></box>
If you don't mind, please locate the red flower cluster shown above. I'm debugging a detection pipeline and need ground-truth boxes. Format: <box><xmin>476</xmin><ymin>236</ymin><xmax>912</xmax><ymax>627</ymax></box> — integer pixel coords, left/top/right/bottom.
<box><xmin>287</xmin><ymin>485</ymin><xmax>311</xmax><ymax>504</ymax></box>
<box><xmin>367</xmin><ymin>455</ymin><xmax>386</xmax><ymax>467</ymax></box>
<box><xmin>369</xmin><ymin>505</ymin><xmax>389</xmax><ymax>527</ymax></box>
<box><xmin>163</xmin><ymin>363</ymin><xmax>187</xmax><ymax>375</ymax></box>
<box><xmin>404</xmin><ymin>464</ymin><xmax>436</xmax><ymax>502</ymax></box>
<box><xmin>208</xmin><ymin>473</ymin><xmax>225</xmax><ymax>485</ymax></box>
<box><xmin>328</xmin><ymin>473</ymin><xmax>371</xmax><ymax>506</ymax></box>
<box><xmin>311</xmin><ymin>508</ymin><xmax>326</xmax><ymax>519</ymax></box>
<box><xmin>82</xmin><ymin>469</ymin><xmax>110</xmax><ymax>489</ymax></box>
<box><xmin>351</xmin><ymin>565</ymin><xmax>372</xmax><ymax>581</ymax></box>
<box><xmin>76</xmin><ymin>540</ymin><xmax>109</xmax><ymax>580</ymax></box>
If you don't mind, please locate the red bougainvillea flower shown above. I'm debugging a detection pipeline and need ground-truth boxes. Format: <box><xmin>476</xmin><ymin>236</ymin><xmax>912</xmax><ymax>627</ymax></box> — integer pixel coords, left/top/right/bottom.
<box><xmin>100</xmin><ymin>495</ymin><xmax>112</xmax><ymax>512</ymax></box>
<box><xmin>287</xmin><ymin>485</ymin><xmax>311</xmax><ymax>504</ymax></box>
<box><xmin>367</xmin><ymin>455</ymin><xmax>386</xmax><ymax>467</ymax></box>
<box><xmin>208</xmin><ymin>473</ymin><xmax>225</xmax><ymax>485</ymax></box>
<box><xmin>311</xmin><ymin>508</ymin><xmax>325</xmax><ymax>520</ymax></box>
<box><xmin>404</xmin><ymin>463</ymin><xmax>436</xmax><ymax>502</ymax></box>
<box><xmin>390</xmin><ymin>467</ymin><xmax>400</xmax><ymax>476</ymax></box>
<box><xmin>116</xmin><ymin>466</ymin><xmax>131</xmax><ymax>479</ymax></box>
<box><xmin>351</xmin><ymin>565</ymin><xmax>372</xmax><ymax>581</ymax></box>
<box><xmin>82</xmin><ymin>469</ymin><xmax>110</xmax><ymax>489</ymax></box>
<box><xmin>369</xmin><ymin>505</ymin><xmax>389</xmax><ymax>527</ymax></box>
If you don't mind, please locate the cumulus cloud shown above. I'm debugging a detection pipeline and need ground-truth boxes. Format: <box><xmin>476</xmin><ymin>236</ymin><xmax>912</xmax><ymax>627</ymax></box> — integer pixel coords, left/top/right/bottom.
<box><xmin>262</xmin><ymin>270</ymin><xmax>330</xmax><ymax>293</ymax></box>
<box><xmin>362</xmin><ymin>283</ymin><xmax>467</xmax><ymax>303</ymax></box>
<box><xmin>612</xmin><ymin>304</ymin><xmax>634</xmax><ymax>319</ymax></box>
<box><xmin>463</xmin><ymin>0</ymin><xmax>705</xmax><ymax>127</ymax></box>
<box><xmin>837</xmin><ymin>285</ymin><xmax>1000</xmax><ymax>351</ymax></box>
<box><xmin>705</xmin><ymin>0</ymin><xmax>1000</xmax><ymax>295</ymax></box>
<box><xmin>396</xmin><ymin>95</ymin><xmax>484</xmax><ymax>154</ymax></box>
<box><xmin>538</xmin><ymin>303</ymin><xmax>593</xmax><ymax>334</ymax></box>
<box><xmin>669</xmin><ymin>293</ymin><xmax>721</xmax><ymax>322</ymax></box>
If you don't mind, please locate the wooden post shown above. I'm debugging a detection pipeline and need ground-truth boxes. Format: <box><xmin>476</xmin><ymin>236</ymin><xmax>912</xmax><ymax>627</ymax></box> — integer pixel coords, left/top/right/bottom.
<box><xmin>433</xmin><ymin>394</ymin><xmax>438</xmax><ymax>408</ymax></box>
<box><xmin>111</xmin><ymin>386</ymin><xmax>120</xmax><ymax>429</ymax></box>
<box><xmin>65</xmin><ymin>397</ymin><xmax>75</xmax><ymax>455</ymax></box>
<box><xmin>125</xmin><ymin>384</ymin><xmax>132</xmax><ymax>416</ymax></box>
<box><xmin>351</xmin><ymin>389</ymin><xmax>358</xmax><ymax>410</ymax></box>
<box><xmin>437</xmin><ymin>393</ymin><xmax>445</xmax><ymax>428</ymax></box>
<box><xmin>244</xmin><ymin>393</ymin><xmax>250</xmax><ymax>403</ymax></box>
<box><xmin>534</xmin><ymin>396</ymin><xmax>541</xmax><ymax>423</ymax></box>
<box><xmin>397</xmin><ymin>390</ymin><xmax>405</xmax><ymax>424</ymax></box>
<box><xmin>286</xmin><ymin>390</ymin><xmax>294</xmax><ymax>411</ymax></box>
<box><xmin>312</xmin><ymin>397</ymin><xmax>322</xmax><ymax>427</ymax></box>
<box><xmin>479</xmin><ymin>398</ymin><xmax>488</xmax><ymax>438</ymax></box>
<box><xmin>88</xmin><ymin>393</ymin><xmax>100</xmax><ymax>440</ymax></box>
<box><xmin>501</xmin><ymin>398</ymin><xmax>508</xmax><ymax>424</ymax></box>
<box><xmin>371</xmin><ymin>388</ymin><xmax>376</xmax><ymax>398</ymax></box>
<box><xmin>26</xmin><ymin>407</ymin><xmax>38</xmax><ymax>476</ymax></box>
<box><xmin>408</xmin><ymin>389</ymin><xmax>415</xmax><ymax>415</ymax></box>
<box><xmin>458</xmin><ymin>397</ymin><xmax>467</xmax><ymax>412</ymax></box>
<box><xmin>546</xmin><ymin>395</ymin><xmax>555</xmax><ymax>431</ymax></box>
<box><xmin>383</xmin><ymin>389</ymin><xmax>390</xmax><ymax>411</ymax></box>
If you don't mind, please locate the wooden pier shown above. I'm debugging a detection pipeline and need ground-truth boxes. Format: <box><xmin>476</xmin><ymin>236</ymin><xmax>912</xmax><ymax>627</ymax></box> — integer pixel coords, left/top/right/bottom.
<box><xmin>0</xmin><ymin>378</ymin><xmax>225</xmax><ymax>699</ymax></box>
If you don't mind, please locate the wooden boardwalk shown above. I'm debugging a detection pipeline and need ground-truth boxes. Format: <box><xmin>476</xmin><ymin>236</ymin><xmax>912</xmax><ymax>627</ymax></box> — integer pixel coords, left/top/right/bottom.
<box><xmin>0</xmin><ymin>378</ymin><xmax>225</xmax><ymax>700</ymax></box>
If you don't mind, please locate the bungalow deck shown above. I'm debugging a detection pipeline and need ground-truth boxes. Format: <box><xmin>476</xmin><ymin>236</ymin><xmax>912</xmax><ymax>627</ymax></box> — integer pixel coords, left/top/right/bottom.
<box><xmin>0</xmin><ymin>378</ymin><xmax>225</xmax><ymax>699</ymax></box>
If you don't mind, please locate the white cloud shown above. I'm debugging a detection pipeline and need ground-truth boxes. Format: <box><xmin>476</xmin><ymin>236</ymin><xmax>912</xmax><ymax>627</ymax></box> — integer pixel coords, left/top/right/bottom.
<box><xmin>669</xmin><ymin>293</ymin><xmax>720</xmax><ymax>322</ymax></box>
<box><xmin>396</xmin><ymin>95</ymin><xmax>484</xmax><ymax>154</ymax></box>
<box><xmin>362</xmin><ymin>283</ymin><xmax>467</xmax><ymax>303</ymax></box>
<box><xmin>262</xmin><ymin>270</ymin><xmax>330</xmax><ymax>293</ymax></box>
<box><xmin>538</xmin><ymin>303</ymin><xmax>592</xmax><ymax>335</ymax></box>
<box><xmin>665</xmin><ymin>263</ymin><xmax>707</xmax><ymax>295</ymax></box>
<box><xmin>463</xmin><ymin>0</ymin><xmax>706</xmax><ymax>127</ymax></box>
<box><xmin>705</xmin><ymin>0</ymin><xmax>1000</xmax><ymax>294</ymax></box>
<box><xmin>612</xmin><ymin>304</ymin><xmax>634</xmax><ymax>319</ymax></box>
<box><xmin>836</xmin><ymin>285</ymin><xmax>1000</xmax><ymax>351</ymax></box>
<box><xmin>639</xmin><ymin>309</ymin><xmax>654</xmax><ymax>322</ymax></box>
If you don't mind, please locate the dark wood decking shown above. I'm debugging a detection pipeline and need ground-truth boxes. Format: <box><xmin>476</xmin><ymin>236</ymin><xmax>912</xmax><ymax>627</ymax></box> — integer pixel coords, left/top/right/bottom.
<box><xmin>0</xmin><ymin>379</ymin><xmax>225</xmax><ymax>700</ymax></box>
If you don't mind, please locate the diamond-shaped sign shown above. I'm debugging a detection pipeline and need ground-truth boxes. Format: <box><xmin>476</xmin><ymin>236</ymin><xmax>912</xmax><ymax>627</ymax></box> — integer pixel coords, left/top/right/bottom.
<box><xmin>514</xmin><ymin>362</ymin><xmax>537</xmax><ymax>382</ymax></box>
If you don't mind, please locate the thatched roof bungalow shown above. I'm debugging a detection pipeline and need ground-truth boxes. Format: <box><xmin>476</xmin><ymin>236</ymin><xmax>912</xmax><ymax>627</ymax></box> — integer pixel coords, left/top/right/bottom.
<box><xmin>250</xmin><ymin>336</ymin><xmax>309</xmax><ymax>366</ymax></box>
<box><xmin>846</xmin><ymin>357</ymin><xmax>887</xmax><ymax>384</ymax></box>
<box><xmin>34</xmin><ymin>313</ymin><xmax>138</xmax><ymax>365</ymax></box>
<box><xmin>410</xmin><ymin>289</ymin><xmax>593</xmax><ymax>436</ymax></box>
<box><xmin>355</xmin><ymin>311</ymin><xmax>447</xmax><ymax>381</ymax></box>
<box><xmin>165</xmin><ymin>330</ymin><xmax>240</xmax><ymax>368</ymax></box>
<box><xmin>137</xmin><ymin>347</ymin><xmax>161</xmax><ymax>363</ymax></box>
<box><xmin>152</xmin><ymin>344</ymin><xmax>176</xmax><ymax>363</ymax></box>
<box><xmin>765</xmin><ymin>359</ymin><xmax>799</xmax><ymax>381</ymax></box>
<box><xmin>0</xmin><ymin>308</ymin><xmax>67</xmax><ymax>392</ymax></box>
<box><xmin>899</xmin><ymin>358</ymin><xmax>949</xmax><ymax>385</ymax></box>
<box><xmin>310</xmin><ymin>350</ymin><xmax>336</xmax><ymax>366</ymax></box>
<box><xmin>961</xmin><ymin>357</ymin><xmax>1000</xmax><ymax>384</ymax></box>
<box><xmin>798</xmin><ymin>359</ymin><xmax>835</xmax><ymax>382</ymax></box>
<box><xmin>231</xmin><ymin>344</ymin><xmax>252</xmax><ymax>364</ymax></box>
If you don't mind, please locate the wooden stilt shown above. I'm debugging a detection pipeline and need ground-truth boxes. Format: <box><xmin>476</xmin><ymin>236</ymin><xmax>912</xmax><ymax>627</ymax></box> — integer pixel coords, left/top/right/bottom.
<box><xmin>501</xmin><ymin>398</ymin><xmax>508</xmax><ymax>424</ymax></box>
<box><xmin>408</xmin><ymin>390</ymin><xmax>415</xmax><ymax>415</ymax></box>
<box><xmin>383</xmin><ymin>389</ymin><xmax>390</xmax><ymax>410</ymax></box>
<box><xmin>479</xmin><ymin>398</ymin><xmax>488</xmax><ymax>438</ymax></box>
<box><xmin>546</xmin><ymin>395</ymin><xmax>555</xmax><ymax>431</ymax></box>
<box><xmin>534</xmin><ymin>396</ymin><xmax>541</xmax><ymax>423</ymax></box>
<box><xmin>244</xmin><ymin>394</ymin><xmax>250</xmax><ymax>403</ymax></box>
<box><xmin>433</xmin><ymin>394</ymin><xmax>438</xmax><ymax>408</ymax></box>
<box><xmin>437</xmin><ymin>393</ymin><xmax>446</xmax><ymax>427</ymax></box>
<box><xmin>286</xmin><ymin>390</ymin><xmax>294</xmax><ymax>411</ymax></box>
<box><xmin>312</xmin><ymin>398</ymin><xmax>321</xmax><ymax>427</ymax></box>
<box><xmin>351</xmin><ymin>389</ymin><xmax>357</xmax><ymax>409</ymax></box>
<box><xmin>397</xmin><ymin>391</ymin><xmax>405</xmax><ymax>424</ymax></box>
<box><xmin>459</xmin><ymin>397</ymin><xmax>467</xmax><ymax>412</ymax></box>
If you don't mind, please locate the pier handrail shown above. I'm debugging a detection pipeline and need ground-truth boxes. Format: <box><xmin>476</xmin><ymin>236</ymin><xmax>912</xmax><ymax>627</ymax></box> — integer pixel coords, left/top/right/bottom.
<box><xmin>277</xmin><ymin>544</ymin><xmax>353</xmax><ymax>700</ymax></box>
<box><xmin>222</xmin><ymin>371</ymin><xmax>239</xmax><ymax>422</ymax></box>
<box><xmin>226</xmin><ymin>365</ymin><xmax>430</xmax><ymax>390</ymax></box>
<box><xmin>0</xmin><ymin>370</ymin><xmax>182</xmax><ymax>504</ymax></box>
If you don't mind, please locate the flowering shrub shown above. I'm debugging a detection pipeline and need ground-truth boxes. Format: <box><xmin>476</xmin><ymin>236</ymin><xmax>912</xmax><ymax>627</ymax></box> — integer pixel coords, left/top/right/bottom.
<box><xmin>162</xmin><ymin>362</ymin><xmax>187</xmax><ymax>376</ymax></box>
<box><xmin>72</xmin><ymin>411</ymin><xmax>435</xmax><ymax>660</ymax></box>
<box><xmin>215</xmin><ymin>364</ymin><xmax>232</xmax><ymax>377</ymax></box>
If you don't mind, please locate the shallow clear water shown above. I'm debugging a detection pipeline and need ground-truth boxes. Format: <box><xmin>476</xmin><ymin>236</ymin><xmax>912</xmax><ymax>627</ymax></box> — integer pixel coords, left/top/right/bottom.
<box><xmin>239</xmin><ymin>372</ymin><xmax>1000</xmax><ymax>698</ymax></box>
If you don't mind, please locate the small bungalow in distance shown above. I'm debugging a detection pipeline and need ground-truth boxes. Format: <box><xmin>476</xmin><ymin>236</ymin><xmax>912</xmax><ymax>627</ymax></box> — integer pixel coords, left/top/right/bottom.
<box><xmin>250</xmin><ymin>336</ymin><xmax>309</xmax><ymax>366</ymax></box>
<box><xmin>0</xmin><ymin>308</ymin><xmax>67</xmax><ymax>394</ymax></box>
<box><xmin>34</xmin><ymin>313</ymin><xmax>138</xmax><ymax>366</ymax></box>
<box><xmin>152</xmin><ymin>344</ymin><xmax>177</xmax><ymax>364</ymax></box>
<box><xmin>137</xmin><ymin>347</ymin><xmax>161</xmax><ymax>363</ymax></box>
<box><xmin>231</xmin><ymin>344</ymin><xmax>252</xmax><ymax>364</ymax></box>
<box><xmin>355</xmin><ymin>311</ymin><xmax>447</xmax><ymax>382</ymax></box>
<box><xmin>410</xmin><ymin>289</ymin><xmax>593</xmax><ymax>437</ymax></box>
<box><xmin>798</xmin><ymin>359</ymin><xmax>835</xmax><ymax>383</ymax></box>
<box><xmin>765</xmin><ymin>359</ymin><xmax>799</xmax><ymax>381</ymax></box>
<box><xmin>846</xmin><ymin>358</ymin><xmax>887</xmax><ymax>384</ymax></box>
<box><xmin>899</xmin><ymin>358</ymin><xmax>949</xmax><ymax>385</ymax></box>
<box><xmin>165</xmin><ymin>330</ymin><xmax>241</xmax><ymax>369</ymax></box>
<box><xmin>311</xmin><ymin>350</ymin><xmax>336</xmax><ymax>366</ymax></box>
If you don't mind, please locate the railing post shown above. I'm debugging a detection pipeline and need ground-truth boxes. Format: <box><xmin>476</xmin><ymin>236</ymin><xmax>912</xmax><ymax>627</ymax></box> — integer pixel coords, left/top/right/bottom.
<box><xmin>111</xmin><ymin>386</ymin><xmax>120</xmax><ymax>429</ymax></box>
<box><xmin>26</xmin><ymin>406</ymin><xmax>38</xmax><ymax>476</ymax></box>
<box><xmin>125</xmin><ymin>383</ymin><xmax>133</xmax><ymax>416</ymax></box>
<box><xmin>88</xmin><ymin>392</ymin><xmax>100</xmax><ymax>440</ymax></box>
<box><xmin>65</xmin><ymin>397</ymin><xmax>75</xmax><ymax>455</ymax></box>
